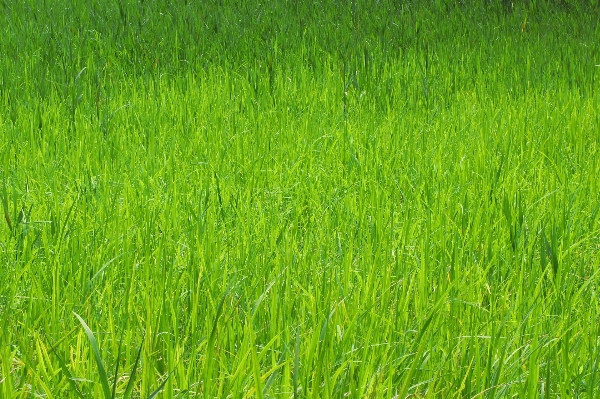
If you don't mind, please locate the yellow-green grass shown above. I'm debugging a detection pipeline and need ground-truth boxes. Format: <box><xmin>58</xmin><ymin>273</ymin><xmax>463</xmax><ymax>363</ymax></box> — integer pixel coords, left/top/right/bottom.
<box><xmin>1</xmin><ymin>0</ymin><xmax>600</xmax><ymax>397</ymax></box>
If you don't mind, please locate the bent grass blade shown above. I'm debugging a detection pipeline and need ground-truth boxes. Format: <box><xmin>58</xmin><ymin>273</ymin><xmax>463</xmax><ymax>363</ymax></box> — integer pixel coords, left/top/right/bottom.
<box><xmin>74</xmin><ymin>312</ymin><xmax>112</xmax><ymax>399</ymax></box>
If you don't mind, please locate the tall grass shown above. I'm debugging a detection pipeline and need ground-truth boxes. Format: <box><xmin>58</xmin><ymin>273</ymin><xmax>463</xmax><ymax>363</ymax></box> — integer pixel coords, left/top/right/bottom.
<box><xmin>1</xmin><ymin>0</ymin><xmax>600</xmax><ymax>397</ymax></box>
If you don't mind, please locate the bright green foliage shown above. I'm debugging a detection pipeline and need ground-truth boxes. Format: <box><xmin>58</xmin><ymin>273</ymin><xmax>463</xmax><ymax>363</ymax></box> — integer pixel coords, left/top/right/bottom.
<box><xmin>1</xmin><ymin>1</ymin><xmax>600</xmax><ymax>398</ymax></box>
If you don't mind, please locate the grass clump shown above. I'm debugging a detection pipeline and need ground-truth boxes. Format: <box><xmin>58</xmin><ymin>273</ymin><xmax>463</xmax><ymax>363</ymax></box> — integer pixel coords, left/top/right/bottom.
<box><xmin>1</xmin><ymin>0</ymin><xmax>600</xmax><ymax>397</ymax></box>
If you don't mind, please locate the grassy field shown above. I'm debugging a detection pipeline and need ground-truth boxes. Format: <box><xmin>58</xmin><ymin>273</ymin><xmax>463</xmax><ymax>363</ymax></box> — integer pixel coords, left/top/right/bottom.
<box><xmin>1</xmin><ymin>0</ymin><xmax>600</xmax><ymax>397</ymax></box>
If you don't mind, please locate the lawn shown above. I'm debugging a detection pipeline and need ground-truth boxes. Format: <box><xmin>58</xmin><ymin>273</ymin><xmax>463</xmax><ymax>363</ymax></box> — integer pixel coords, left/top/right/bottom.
<box><xmin>1</xmin><ymin>0</ymin><xmax>600</xmax><ymax>397</ymax></box>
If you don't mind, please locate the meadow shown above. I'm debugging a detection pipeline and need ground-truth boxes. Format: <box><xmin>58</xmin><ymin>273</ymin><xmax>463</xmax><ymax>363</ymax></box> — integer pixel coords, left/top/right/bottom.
<box><xmin>1</xmin><ymin>0</ymin><xmax>600</xmax><ymax>397</ymax></box>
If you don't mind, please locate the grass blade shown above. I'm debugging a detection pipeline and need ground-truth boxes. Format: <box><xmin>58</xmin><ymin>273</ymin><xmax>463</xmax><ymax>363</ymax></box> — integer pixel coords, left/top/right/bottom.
<box><xmin>74</xmin><ymin>312</ymin><xmax>112</xmax><ymax>399</ymax></box>
<box><xmin>397</xmin><ymin>309</ymin><xmax>437</xmax><ymax>398</ymax></box>
<box><xmin>147</xmin><ymin>373</ymin><xmax>170</xmax><ymax>399</ymax></box>
<box><xmin>2</xmin><ymin>182</ymin><xmax>12</xmax><ymax>231</ymax></box>
<box><xmin>293</xmin><ymin>329</ymin><xmax>300</xmax><ymax>399</ymax></box>
<box><xmin>123</xmin><ymin>339</ymin><xmax>144</xmax><ymax>399</ymax></box>
<box><xmin>47</xmin><ymin>339</ymin><xmax>87</xmax><ymax>399</ymax></box>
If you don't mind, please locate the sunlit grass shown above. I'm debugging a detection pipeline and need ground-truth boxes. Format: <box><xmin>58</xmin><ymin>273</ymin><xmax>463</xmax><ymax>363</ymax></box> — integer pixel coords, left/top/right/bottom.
<box><xmin>1</xmin><ymin>0</ymin><xmax>600</xmax><ymax>397</ymax></box>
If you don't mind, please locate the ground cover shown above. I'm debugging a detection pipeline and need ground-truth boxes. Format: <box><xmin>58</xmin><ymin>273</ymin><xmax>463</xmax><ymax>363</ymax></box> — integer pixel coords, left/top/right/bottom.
<box><xmin>1</xmin><ymin>0</ymin><xmax>600</xmax><ymax>397</ymax></box>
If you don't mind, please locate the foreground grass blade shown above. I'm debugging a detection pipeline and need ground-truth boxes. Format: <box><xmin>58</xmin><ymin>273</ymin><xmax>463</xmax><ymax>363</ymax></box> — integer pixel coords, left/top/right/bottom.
<box><xmin>397</xmin><ymin>308</ymin><xmax>438</xmax><ymax>398</ymax></box>
<box><xmin>249</xmin><ymin>321</ymin><xmax>265</xmax><ymax>399</ymax></box>
<box><xmin>123</xmin><ymin>339</ymin><xmax>144</xmax><ymax>399</ymax></box>
<box><xmin>2</xmin><ymin>182</ymin><xmax>11</xmax><ymax>231</ymax></box>
<box><xmin>47</xmin><ymin>339</ymin><xmax>86</xmax><ymax>399</ymax></box>
<box><xmin>147</xmin><ymin>373</ymin><xmax>170</xmax><ymax>399</ymax></box>
<box><xmin>293</xmin><ymin>329</ymin><xmax>300</xmax><ymax>399</ymax></box>
<box><xmin>74</xmin><ymin>312</ymin><xmax>112</xmax><ymax>399</ymax></box>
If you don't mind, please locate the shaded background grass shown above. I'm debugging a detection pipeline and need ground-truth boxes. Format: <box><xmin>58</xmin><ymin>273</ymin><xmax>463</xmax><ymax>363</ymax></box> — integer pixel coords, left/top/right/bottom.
<box><xmin>1</xmin><ymin>0</ymin><xmax>600</xmax><ymax>397</ymax></box>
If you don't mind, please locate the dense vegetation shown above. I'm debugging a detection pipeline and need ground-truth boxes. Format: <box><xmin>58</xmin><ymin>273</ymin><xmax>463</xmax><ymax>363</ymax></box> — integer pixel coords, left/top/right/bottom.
<box><xmin>1</xmin><ymin>0</ymin><xmax>600</xmax><ymax>397</ymax></box>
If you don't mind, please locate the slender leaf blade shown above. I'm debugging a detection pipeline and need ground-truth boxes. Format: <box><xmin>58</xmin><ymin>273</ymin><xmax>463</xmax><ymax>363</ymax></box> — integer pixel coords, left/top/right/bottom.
<box><xmin>74</xmin><ymin>312</ymin><xmax>112</xmax><ymax>399</ymax></box>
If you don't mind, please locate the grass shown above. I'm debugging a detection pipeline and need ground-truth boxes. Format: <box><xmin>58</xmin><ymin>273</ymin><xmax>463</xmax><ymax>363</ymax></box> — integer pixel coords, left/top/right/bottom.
<box><xmin>1</xmin><ymin>0</ymin><xmax>600</xmax><ymax>397</ymax></box>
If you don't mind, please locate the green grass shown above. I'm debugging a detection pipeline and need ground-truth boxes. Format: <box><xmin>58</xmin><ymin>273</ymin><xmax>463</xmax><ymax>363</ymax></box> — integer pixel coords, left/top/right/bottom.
<box><xmin>1</xmin><ymin>0</ymin><xmax>600</xmax><ymax>397</ymax></box>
